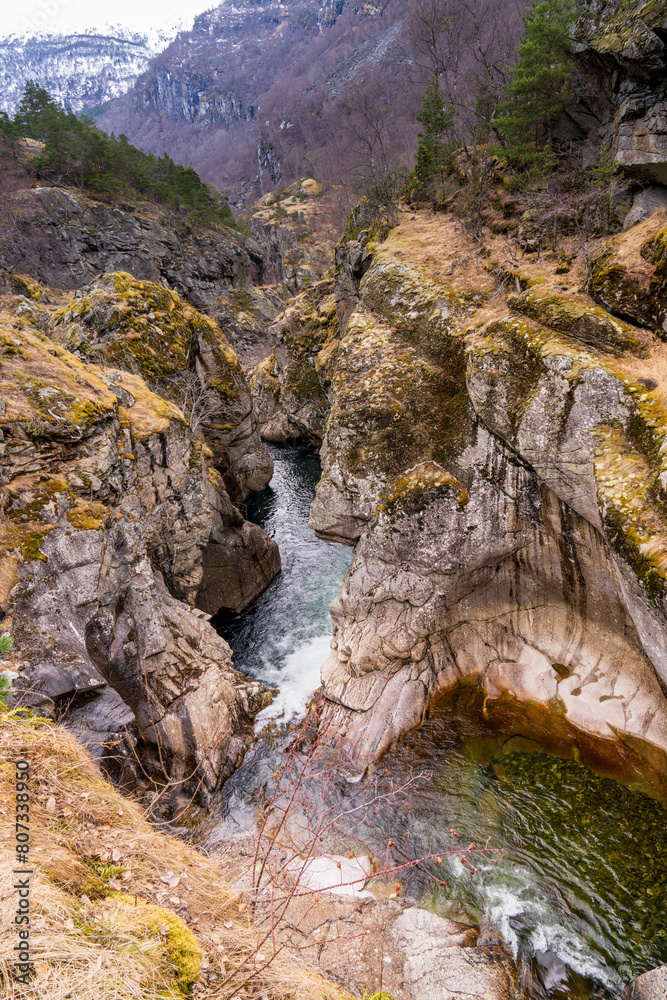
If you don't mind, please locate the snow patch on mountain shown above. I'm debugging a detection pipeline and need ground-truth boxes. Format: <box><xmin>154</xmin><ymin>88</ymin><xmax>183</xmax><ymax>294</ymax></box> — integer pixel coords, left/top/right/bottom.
<box><xmin>0</xmin><ymin>26</ymin><xmax>178</xmax><ymax>115</ymax></box>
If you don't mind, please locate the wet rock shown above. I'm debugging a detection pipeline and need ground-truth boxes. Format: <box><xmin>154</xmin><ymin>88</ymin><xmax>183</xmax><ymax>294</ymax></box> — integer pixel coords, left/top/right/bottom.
<box><xmin>391</xmin><ymin>908</ymin><xmax>518</xmax><ymax>1000</ymax></box>
<box><xmin>624</xmin><ymin>964</ymin><xmax>667</xmax><ymax>999</ymax></box>
<box><xmin>198</xmin><ymin>518</ymin><xmax>281</xmax><ymax>615</ymax></box>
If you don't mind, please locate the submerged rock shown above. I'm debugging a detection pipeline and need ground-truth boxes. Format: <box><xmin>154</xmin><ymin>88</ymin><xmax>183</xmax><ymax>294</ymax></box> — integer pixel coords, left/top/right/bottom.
<box><xmin>624</xmin><ymin>965</ymin><xmax>667</xmax><ymax>999</ymax></box>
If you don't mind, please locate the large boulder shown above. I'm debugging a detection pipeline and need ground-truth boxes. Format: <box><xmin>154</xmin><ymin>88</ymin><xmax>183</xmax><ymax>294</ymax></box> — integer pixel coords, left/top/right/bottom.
<box><xmin>624</xmin><ymin>965</ymin><xmax>667</xmax><ymax>999</ymax></box>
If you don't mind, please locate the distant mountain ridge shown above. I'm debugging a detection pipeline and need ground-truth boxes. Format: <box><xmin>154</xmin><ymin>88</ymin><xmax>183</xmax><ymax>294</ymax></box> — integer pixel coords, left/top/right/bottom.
<box><xmin>0</xmin><ymin>28</ymin><xmax>177</xmax><ymax>116</ymax></box>
<box><xmin>94</xmin><ymin>0</ymin><xmax>417</xmax><ymax>194</ymax></box>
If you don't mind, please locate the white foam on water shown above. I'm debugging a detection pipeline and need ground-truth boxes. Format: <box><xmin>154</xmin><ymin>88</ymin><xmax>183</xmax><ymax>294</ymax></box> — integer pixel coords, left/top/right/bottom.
<box><xmin>528</xmin><ymin>921</ymin><xmax>618</xmax><ymax>988</ymax></box>
<box><xmin>253</xmin><ymin>632</ymin><xmax>332</xmax><ymax>732</ymax></box>
<box><xmin>483</xmin><ymin>883</ymin><xmax>526</xmax><ymax>956</ymax></box>
<box><xmin>476</xmin><ymin>864</ymin><xmax>619</xmax><ymax>992</ymax></box>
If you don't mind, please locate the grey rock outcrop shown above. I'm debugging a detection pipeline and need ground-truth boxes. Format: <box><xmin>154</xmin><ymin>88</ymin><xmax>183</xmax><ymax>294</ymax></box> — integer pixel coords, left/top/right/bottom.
<box><xmin>250</xmin><ymin>278</ymin><xmax>338</xmax><ymax>447</ymax></box>
<box><xmin>0</xmin><ymin>296</ymin><xmax>277</xmax><ymax>800</ymax></box>
<box><xmin>310</xmin><ymin>219</ymin><xmax>667</xmax><ymax>792</ymax></box>
<box><xmin>391</xmin><ymin>908</ymin><xmax>519</xmax><ymax>1000</ymax></box>
<box><xmin>623</xmin><ymin>186</ymin><xmax>667</xmax><ymax>230</ymax></box>
<box><xmin>50</xmin><ymin>270</ymin><xmax>274</xmax><ymax>502</ymax></box>
<box><xmin>573</xmin><ymin>0</ymin><xmax>667</xmax><ymax>184</ymax></box>
<box><xmin>2</xmin><ymin>185</ymin><xmax>280</xmax><ymax>302</ymax></box>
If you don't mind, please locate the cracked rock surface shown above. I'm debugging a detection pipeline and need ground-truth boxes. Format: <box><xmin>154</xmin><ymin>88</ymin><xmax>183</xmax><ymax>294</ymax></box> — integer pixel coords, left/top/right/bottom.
<box><xmin>300</xmin><ymin>213</ymin><xmax>667</xmax><ymax>789</ymax></box>
<box><xmin>0</xmin><ymin>285</ymin><xmax>278</xmax><ymax>802</ymax></box>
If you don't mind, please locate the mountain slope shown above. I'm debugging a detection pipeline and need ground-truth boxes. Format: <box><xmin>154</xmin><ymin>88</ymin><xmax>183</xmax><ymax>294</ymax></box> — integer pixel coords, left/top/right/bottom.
<box><xmin>0</xmin><ymin>28</ymin><xmax>175</xmax><ymax>116</ymax></box>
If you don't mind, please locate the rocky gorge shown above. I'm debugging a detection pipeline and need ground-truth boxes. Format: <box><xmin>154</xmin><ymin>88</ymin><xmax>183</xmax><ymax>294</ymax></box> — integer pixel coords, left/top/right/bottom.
<box><xmin>6</xmin><ymin>0</ymin><xmax>667</xmax><ymax>995</ymax></box>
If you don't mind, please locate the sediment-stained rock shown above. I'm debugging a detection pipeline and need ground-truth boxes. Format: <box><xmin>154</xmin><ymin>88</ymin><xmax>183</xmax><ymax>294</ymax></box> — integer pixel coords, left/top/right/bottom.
<box><xmin>311</xmin><ymin>216</ymin><xmax>667</xmax><ymax>791</ymax></box>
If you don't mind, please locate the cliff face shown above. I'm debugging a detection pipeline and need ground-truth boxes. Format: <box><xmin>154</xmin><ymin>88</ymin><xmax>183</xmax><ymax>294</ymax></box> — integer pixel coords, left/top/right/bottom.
<box><xmin>0</xmin><ymin>275</ymin><xmax>279</xmax><ymax>801</ymax></box>
<box><xmin>254</xmin><ymin>206</ymin><xmax>667</xmax><ymax>792</ymax></box>
<box><xmin>92</xmin><ymin>0</ymin><xmax>417</xmax><ymax>194</ymax></box>
<box><xmin>572</xmin><ymin>0</ymin><xmax>667</xmax><ymax>184</ymax></box>
<box><xmin>1</xmin><ymin>185</ymin><xmax>281</xmax><ymax>304</ymax></box>
<box><xmin>133</xmin><ymin>69</ymin><xmax>252</xmax><ymax>130</ymax></box>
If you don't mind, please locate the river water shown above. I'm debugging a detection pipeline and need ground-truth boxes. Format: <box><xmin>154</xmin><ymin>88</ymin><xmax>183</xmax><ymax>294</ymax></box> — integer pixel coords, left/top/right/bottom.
<box><xmin>211</xmin><ymin>443</ymin><xmax>667</xmax><ymax>1000</ymax></box>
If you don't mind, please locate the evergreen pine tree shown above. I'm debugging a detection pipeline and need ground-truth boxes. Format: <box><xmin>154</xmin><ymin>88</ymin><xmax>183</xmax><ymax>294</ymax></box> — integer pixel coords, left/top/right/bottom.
<box><xmin>415</xmin><ymin>77</ymin><xmax>453</xmax><ymax>192</ymax></box>
<box><xmin>495</xmin><ymin>0</ymin><xmax>577</xmax><ymax>166</ymax></box>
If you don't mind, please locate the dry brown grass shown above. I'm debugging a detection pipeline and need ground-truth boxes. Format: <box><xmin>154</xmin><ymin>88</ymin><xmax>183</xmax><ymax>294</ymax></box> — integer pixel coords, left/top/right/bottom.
<box><xmin>0</xmin><ymin>711</ymin><xmax>356</xmax><ymax>1000</ymax></box>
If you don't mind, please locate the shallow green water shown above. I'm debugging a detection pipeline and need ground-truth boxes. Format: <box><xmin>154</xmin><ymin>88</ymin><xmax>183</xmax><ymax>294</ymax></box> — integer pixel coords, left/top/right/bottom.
<box><xmin>350</xmin><ymin>715</ymin><xmax>667</xmax><ymax>999</ymax></box>
<box><xmin>211</xmin><ymin>443</ymin><xmax>667</xmax><ymax>999</ymax></box>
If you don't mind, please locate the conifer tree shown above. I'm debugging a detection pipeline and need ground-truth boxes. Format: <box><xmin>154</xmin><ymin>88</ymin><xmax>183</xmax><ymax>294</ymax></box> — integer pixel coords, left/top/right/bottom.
<box><xmin>495</xmin><ymin>0</ymin><xmax>577</xmax><ymax>165</ymax></box>
<box><xmin>414</xmin><ymin>76</ymin><xmax>453</xmax><ymax>204</ymax></box>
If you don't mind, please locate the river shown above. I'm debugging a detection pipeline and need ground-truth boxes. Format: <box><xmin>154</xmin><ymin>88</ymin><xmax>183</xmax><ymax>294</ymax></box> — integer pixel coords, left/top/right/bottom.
<box><xmin>210</xmin><ymin>442</ymin><xmax>667</xmax><ymax>1000</ymax></box>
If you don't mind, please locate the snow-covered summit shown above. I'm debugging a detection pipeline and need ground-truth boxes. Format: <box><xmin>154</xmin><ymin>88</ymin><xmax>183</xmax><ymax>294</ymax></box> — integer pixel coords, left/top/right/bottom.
<box><xmin>0</xmin><ymin>25</ymin><xmax>179</xmax><ymax>116</ymax></box>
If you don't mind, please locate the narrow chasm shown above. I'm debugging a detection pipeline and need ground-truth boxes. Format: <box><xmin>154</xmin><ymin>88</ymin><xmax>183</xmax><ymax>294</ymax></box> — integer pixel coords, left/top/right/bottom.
<box><xmin>207</xmin><ymin>444</ymin><xmax>667</xmax><ymax>1000</ymax></box>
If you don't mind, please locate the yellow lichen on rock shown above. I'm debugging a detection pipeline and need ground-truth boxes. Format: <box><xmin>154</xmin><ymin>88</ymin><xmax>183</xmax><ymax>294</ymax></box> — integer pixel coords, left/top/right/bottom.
<box><xmin>594</xmin><ymin>425</ymin><xmax>667</xmax><ymax>592</ymax></box>
<box><xmin>508</xmin><ymin>285</ymin><xmax>646</xmax><ymax>356</ymax></box>
<box><xmin>378</xmin><ymin>461</ymin><xmax>470</xmax><ymax>514</ymax></box>
<box><xmin>0</xmin><ymin>313</ymin><xmax>117</xmax><ymax>429</ymax></box>
<box><xmin>114</xmin><ymin>370</ymin><xmax>187</xmax><ymax>440</ymax></box>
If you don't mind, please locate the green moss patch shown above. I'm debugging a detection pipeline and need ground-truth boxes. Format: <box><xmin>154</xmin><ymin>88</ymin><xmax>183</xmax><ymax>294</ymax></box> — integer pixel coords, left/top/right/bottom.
<box><xmin>378</xmin><ymin>462</ymin><xmax>470</xmax><ymax>516</ymax></box>
<box><xmin>508</xmin><ymin>286</ymin><xmax>646</xmax><ymax>356</ymax></box>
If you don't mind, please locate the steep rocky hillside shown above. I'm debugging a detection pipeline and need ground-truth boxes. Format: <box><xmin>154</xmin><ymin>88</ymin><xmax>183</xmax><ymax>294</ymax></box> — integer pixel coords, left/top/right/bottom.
<box><xmin>251</xmin><ymin>185</ymin><xmax>667</xmax><ymax>799</ymax></box>
<box><xmin>0</xmin><ymin>268</ymin><xmax>281</xmax><ymax>806</ymax></box>
<box><xmin>90</xmin><ymin>0</ymin><xmax>452</xmax><ymax>194</ymax></box>
<box><xmin>0</xmin><ymin>29</ymin><xmax>175</xmax><ymax>116</ymax></box>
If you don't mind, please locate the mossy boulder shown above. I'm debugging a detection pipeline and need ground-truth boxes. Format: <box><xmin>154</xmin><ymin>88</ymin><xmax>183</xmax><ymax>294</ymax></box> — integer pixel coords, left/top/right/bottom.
<box><xmin>52</xmin><ymin>272</ymin><xmax>272</xmax><ymax>499</ymax></box>
<box><xmin>52</xmin><ymin>271</ymin><xmax>228</xmax><ymax>389</ymax></box>
<box><xmin>590</xmin><ymin>216</ymin><xmax>667</xmax><ymax>333</ymax></box>
<box><xmin>508</xmin><ymin>285</ymin><xmax>646</xmax><ymax>355</ymax></box>
<box><xmin>574</xmin><ymin>0</ymin><xmax>667</xmax><ymax>67</ymax></box>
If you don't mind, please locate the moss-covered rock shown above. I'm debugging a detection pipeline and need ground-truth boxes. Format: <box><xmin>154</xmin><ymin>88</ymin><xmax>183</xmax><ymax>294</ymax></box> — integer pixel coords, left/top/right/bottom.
<box><xmin>507</xmin><ymin>285</ymin><xmax>646</xmax><ymax>355</ymax></box>
<box><xmin>250</xmin><ymin>279</ymin><xmax>339</xmax><ymax>445</ymax></box>
<box><xmin>590</xmin><ymin>216</ymin><xmax>667</xmax><ymax>333</ymax></box>
<box><xmin>51</xmin><ymin>271</ymin><xmax>272</xmax><ymax>499</ymax></box>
